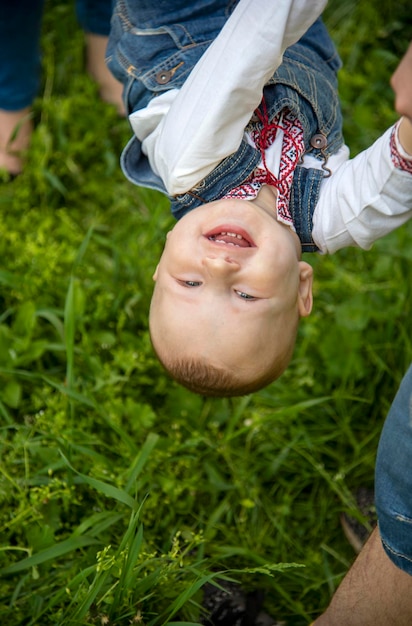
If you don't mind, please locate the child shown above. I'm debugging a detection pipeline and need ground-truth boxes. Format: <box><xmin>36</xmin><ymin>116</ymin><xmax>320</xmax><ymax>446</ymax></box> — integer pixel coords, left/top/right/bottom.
<box><xmin>107</xmin><ymin>0</ymin><xmax>412</xmax><ymax>397</ymax></box>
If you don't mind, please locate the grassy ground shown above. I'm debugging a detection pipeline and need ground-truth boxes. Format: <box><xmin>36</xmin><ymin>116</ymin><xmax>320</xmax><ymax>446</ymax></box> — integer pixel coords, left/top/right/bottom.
<box><xmin>0</xmin><ymin>1</ymin><xmax>411</xmax><ymax>624</ymax></box>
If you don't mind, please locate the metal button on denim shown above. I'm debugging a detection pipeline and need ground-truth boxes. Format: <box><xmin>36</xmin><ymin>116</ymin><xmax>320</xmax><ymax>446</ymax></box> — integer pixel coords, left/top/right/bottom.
<box><xmin>310</xmin><ymin>133</ymin><xmax>327</xmax><ymax>149</ymax></box>
<box><xmin>156</xmin><ymin>70</ymin><xmax>172</xmax><ymax>84</ymax></box>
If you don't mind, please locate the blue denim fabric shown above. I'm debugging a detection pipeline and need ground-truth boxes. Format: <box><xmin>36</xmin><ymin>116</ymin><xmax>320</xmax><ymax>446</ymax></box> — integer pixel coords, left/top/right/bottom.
<box><xmin>76</xmin><ymin>0</ymin><xmax>115</xmax><ymax>36</ymax></box>
<box><xmin>107</xmin><ymin>0</ymin><xmax>343</xmax><ymax>251</ymax></box>
<box><xmin>376</xmin><ymin>364</ymin><xmax>412</xmax><ymax>576</ymax></box>
<box><xmin>0</xmin><ymin>0</ymin><xmax>114</xmax><ymax>111</ymax></box>
<box><xmin>0</xmin><ymin>0</ymin><xmax>44</xmax><ymax>110</ymax></box>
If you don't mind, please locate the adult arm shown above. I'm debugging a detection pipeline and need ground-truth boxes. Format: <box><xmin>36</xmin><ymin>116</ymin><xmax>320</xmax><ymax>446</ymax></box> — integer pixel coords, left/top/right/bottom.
<box><xmin>131</xmin><ymin>0</ymin><xmax>327</xmax><ymax>195</ymax></box>
<box><xmin>391</xmin><ymin>41</ymin><xmax>412</xmax><ymax>154</ymax></box>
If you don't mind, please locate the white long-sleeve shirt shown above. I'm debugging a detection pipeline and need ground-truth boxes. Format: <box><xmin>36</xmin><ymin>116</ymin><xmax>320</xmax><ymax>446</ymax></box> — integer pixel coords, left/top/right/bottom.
<box><xmin>128</xmin><ymin>0</ymin><xmax>412</xmax><ymax>253</ymax></box>
<box><xmin>313</xmin><ymin>124</ymin><xmax>412</xmax><ymax>252</ymax></box>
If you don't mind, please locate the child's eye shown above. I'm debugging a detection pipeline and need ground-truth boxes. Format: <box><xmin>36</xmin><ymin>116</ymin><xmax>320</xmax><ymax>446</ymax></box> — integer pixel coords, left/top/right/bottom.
<box><xmin>235</xmin><ymin>290</ymin><xmax>256</xmax><ymax>300</ymax></box>
<box><xmin>184</xmin><ymin>280</ymin><xmax>202</xmax><ymax>287</ymax></box>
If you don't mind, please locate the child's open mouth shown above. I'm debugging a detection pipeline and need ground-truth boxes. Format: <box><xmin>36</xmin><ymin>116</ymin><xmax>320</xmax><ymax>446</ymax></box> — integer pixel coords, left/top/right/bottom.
<box><xmin>204</xmin><ymin>226</ymin><xmax>255</xmax><ymax>248</ymax></box>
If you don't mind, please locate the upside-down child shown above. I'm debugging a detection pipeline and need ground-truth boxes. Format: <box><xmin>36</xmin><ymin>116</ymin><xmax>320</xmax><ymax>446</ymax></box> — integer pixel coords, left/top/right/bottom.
<box><xmin>107</xmin><ymin>0</ymin><xmax>412</xmax><ymax>397</ymax></box>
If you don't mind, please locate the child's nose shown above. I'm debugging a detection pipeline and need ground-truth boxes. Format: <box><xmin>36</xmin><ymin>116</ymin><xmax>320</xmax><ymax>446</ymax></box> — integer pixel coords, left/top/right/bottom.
<box><xmin>202</xmin><ymin>255</ymin><xmax>240</xmax><ymax>275</ymax></box>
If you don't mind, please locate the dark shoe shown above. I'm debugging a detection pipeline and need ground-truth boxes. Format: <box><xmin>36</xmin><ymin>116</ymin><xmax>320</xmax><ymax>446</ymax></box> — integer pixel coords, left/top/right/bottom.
<box><xmin>201</xmin><ymin>580</ymin><xmax>284</xmax><ymax>626</ymax></box>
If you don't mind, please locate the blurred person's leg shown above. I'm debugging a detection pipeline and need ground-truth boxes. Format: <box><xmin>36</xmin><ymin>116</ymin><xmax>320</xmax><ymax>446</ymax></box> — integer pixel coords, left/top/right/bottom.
<box><xmin>0</xmin><ymin>0</ymin><xmax>44</xmax><ymax>174</ymax></box>
<box><xmin>76</xmin><ymin>0</ymin><xmax>125</xmax><ymax>115</ymax></box>
<box><xmin>0</xmin><ymin>0</ymin><xmax>124</xmax><ymax>177</ymax></box>
<box><xmin>313</xmin><ymin>364</ymin><xmax>412</xmax><ymax>625</ymax></box>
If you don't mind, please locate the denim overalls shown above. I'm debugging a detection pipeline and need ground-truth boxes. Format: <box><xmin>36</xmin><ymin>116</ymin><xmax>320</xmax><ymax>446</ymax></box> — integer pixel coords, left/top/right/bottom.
<box><xmin>107</xmin><ymin>0</ymin><xmax>344</xmax><ymax>251</ymax></box>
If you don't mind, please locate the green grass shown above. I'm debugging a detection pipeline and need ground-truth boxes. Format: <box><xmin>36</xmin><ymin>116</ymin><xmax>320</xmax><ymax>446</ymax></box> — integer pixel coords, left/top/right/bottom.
<box><xmin>0</xmin><ymin>1</ymin><xmax>411</xmax><ymax>624</ymax></box>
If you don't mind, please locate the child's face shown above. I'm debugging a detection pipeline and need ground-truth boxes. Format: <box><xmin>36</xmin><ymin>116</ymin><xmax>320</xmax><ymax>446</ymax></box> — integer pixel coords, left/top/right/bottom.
<box><xmin>150</xmin><ymin>196</ymin><xmax>313</xmax><ymax>384</ymax></box>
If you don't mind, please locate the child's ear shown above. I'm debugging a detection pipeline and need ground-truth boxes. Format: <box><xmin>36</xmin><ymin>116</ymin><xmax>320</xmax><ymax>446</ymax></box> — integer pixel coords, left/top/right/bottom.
<box><xmin>297</xmin><ymin>261</ymin><xmax>313</xmax><ymax>317</ymax></box>
<box><xmin>152</xmin><ymin>265</ymin><xmax>159</xmax><ymax>281</ymax></box>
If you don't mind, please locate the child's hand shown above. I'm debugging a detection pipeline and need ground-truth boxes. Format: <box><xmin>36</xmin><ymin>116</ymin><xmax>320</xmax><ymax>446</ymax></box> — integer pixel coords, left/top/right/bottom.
<box><xmin>391</xmin><ymin>42</ymin><xmax>412</xmax><ymax>122</ymax></box>
<box><xmin>392</xmin><ymin>42</ymin><xmax>412</xmax><ymax>156</ymax></box>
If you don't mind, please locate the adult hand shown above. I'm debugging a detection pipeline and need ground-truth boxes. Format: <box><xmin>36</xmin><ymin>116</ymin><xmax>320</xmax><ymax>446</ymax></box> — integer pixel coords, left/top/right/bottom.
<box><xmin>392</xmin><ymin>42</ymin><xmax>412</xmax><ymax>155</ymax></box>
<box><xmin>391</xmin><ymin>41</ymin><xmax>412</xmax><ymax>122</ymax></box>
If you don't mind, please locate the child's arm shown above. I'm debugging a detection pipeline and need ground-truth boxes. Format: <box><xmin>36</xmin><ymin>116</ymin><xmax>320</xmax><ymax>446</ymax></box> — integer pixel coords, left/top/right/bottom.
<box><xmin>135</xmin><ymin>0</ymin><xmax>327</xmax><ymax>196</ymax></box>
<box><xmin>312</xmin><ymin>44</ymin><xmax>412</xmax><ymax>254</ymax></box>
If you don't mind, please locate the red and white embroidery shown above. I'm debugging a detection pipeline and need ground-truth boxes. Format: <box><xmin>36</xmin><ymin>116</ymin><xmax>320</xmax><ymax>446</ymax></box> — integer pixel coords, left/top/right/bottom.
<box><xmin>225</xmin><ymin>104</ymin><xmax>306</xmax><ymax>229</ymax></box>
<box><xmin>391</xmin><ymin>121</ymin><xmax>412</xmax><ymax>174</ymax></box>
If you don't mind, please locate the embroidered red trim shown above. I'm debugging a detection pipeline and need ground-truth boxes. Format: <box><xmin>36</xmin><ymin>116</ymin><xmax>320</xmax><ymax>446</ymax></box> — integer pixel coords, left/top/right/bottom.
<box><xmin>391</xmin><ymin>121</ymin><xmax>412</xmax><ymax>174</ymax></box>
<box><xmin>253</xmin><ymin>99</ymin><xmax>301</xmax><ymax>189</ymax></box>
<box><xmin>224</xmin><ymin>101</ymin><xmax>306</xmax><ymax>229</ymax></box>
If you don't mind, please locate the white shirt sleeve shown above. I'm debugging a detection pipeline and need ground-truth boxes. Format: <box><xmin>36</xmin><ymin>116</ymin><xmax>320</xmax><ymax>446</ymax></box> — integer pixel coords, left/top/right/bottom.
<box><xmin>312</xmin><ymin>125</ymin><xmax>412</xmax><ymax>253</ymax></box>
<box><xmin>129</xmin><ymin>0</ymin><xmax>327</xmax><ymax>195</ymax></box>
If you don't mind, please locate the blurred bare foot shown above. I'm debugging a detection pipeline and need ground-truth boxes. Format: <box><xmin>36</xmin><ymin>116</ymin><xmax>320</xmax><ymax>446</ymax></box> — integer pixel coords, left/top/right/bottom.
<box><xmin>0</xmin><ymin>108</ymin><xmax>33</xmax><ymax>176</ymax></box>
<box><xmin>85</xmin><ymin>33</ymin><xmax>125</xmax><ymax>117</ymax></box>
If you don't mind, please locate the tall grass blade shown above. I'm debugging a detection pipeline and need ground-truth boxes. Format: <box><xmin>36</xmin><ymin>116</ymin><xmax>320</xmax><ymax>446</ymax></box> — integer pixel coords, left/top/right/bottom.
<box><xmin>60</xmin><ymin>451</ymin><xmax>139</xmax><ymax>510</ymax></box>
<box><xmin>125</xmin><ymin>432</ymin><xmax>159</xmax><ymax>493</ymax></box>
<box><xmin>64</xmin><ymin>275</ymin><xmax>75</xmax><ymax>390</ymax></box>
<box><xmin>0</xmin><ymin>536</ymin><xmax>100</xmax><ymax>575</ymax></box>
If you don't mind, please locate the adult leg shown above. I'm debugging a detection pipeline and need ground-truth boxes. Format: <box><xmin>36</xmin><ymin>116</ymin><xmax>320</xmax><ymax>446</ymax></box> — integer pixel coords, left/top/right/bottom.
<box><xmin>313</xmin><ymin>365</ymin><xmax>412</xmax><ymax>625</ymax></box>
<box><xmin>0</xmin><ymin>0</ymin><xmax>44</xmax><ymax>174</ymax></box>
<box><xmin>313</xmin><ymin>526</ymin><xmax>412</xmax><ymax>626</ymax></box>
<box><xmin>76</xmin><ymin>0</ymin><xmax>125</xmax><ymax>115</ymax></box>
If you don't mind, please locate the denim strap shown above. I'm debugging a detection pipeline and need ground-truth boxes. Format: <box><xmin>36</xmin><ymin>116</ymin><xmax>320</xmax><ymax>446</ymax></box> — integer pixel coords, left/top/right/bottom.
<box><xmin>289</xmin><ymin>165</ymin><xmax>324</xmax><ymax>252</ymax></box>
